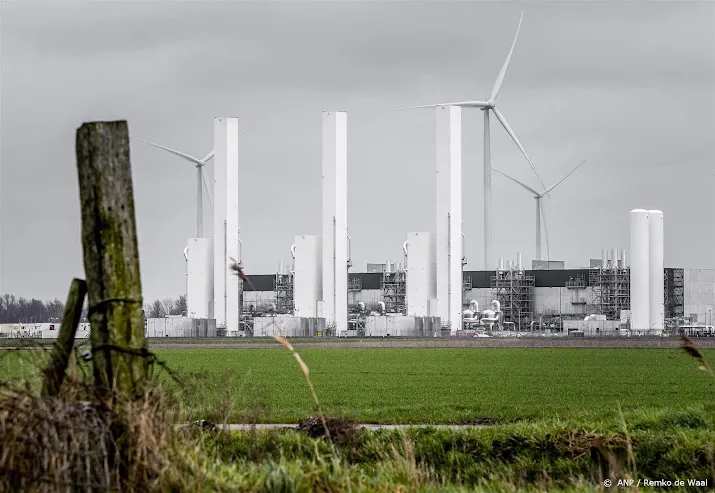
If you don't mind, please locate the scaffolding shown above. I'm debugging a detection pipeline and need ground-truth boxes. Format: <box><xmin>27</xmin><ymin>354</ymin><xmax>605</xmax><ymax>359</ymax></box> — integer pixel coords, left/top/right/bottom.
<box><xmin>664</xmin><ymin>268</ymin><xmax>684</xmax><ymax>319</ymax></box>
<box><xmin>589</xmin><ymin>266</ymin><xmax>630</xmax><ymax>320</ymax></box>
<box><xmin>381</xmin><ymin>270</ymin><xmax>406</xmax><ymax>314</ymax></box>
<box><xmin>348</xmin><ymin>277</ymin><xmax>362</xmax><ymax>291</ymax></box>
<box><xmin>273</xmin><ymin>273</ymin><xmax>294</xmax><ymax>314</ymax></box>
<box><xmin>490</xmin><ymin>268</ymin><xmax>535</xmax><ymax>331</ymax></box>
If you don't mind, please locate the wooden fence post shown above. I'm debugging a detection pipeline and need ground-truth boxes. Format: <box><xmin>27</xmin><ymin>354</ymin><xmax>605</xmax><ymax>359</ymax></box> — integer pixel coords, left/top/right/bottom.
<box><xmin>75</xmin><ymin>120</ymin><xmax>148</xmax><ymax>398</ymax></box>
<box><xmin>42</xmin><ymin>278</ymin><xmax>88</xmax><ymax>396</ymax></box>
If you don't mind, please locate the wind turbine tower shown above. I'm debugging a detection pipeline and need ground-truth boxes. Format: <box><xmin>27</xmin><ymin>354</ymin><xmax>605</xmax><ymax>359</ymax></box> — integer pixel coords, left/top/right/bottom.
<box><xmin>396</xmin><ymin>11</ymin><xmax>547</xmax><ymax>270</ymax></box>
<box><xmin>213</xmin><ymin>117</ymin><xmax>241</xmax><ymax>336</ymax></box>
<box><xmin>494</xmin><ymin>160</ymin><xmax>587</xmax><ymax>262</ymax></box>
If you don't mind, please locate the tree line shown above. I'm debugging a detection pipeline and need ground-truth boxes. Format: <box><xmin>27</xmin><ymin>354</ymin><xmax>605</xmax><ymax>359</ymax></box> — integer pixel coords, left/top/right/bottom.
<box><xmin>0</xmin><ymin>293</ymin><xmax>187</xmax><ymax>323</ymax></box>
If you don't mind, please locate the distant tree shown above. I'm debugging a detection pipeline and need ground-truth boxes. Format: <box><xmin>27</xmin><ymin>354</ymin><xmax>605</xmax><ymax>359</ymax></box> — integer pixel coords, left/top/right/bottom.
<box><xmin>161</xmin><ymin>298</ymin><xmax>175</xmax><ymax>317</ymax></box>
<box><xmin>171</xmin><ymin>295</ymin><xmax>187</xmax><ymax>316</ymax></box>
<box><xmin>0</xmin><ymin>293</ymin><xmax>185</xmax><ymax>323</ymax></box>
<box><xmin>148</xmin><ymin>299</ymin><xmax>165</xmax><ymax>319</ymax></box>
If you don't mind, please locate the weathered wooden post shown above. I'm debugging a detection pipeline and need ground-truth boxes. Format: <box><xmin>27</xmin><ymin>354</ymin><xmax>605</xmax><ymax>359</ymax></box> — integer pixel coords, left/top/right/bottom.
<box><xmin>75</xmin><ymin>121</ymin><xmax>148</xmax><ymax>398</ymax></box>
<box><xmin>42</xmin><ymin>278</ymin><xmax>88</xmax><ymax>396</ymax></box>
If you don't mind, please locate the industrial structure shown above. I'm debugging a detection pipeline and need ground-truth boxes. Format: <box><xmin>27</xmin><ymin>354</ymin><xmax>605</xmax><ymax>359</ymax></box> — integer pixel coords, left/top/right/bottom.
<box><xmin>66</xmin><ymin>97</ymin><xmax>689</xmax><ymax>339</ymax></box>
<box><xmin>490</xmin><ymin>254</ymin><xmax>535</xmax><ymax>331</ymax></box>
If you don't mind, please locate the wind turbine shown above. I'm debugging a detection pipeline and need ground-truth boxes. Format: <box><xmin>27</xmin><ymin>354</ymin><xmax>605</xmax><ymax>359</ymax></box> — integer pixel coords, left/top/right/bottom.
<box><xmin>494</xmin><ymin>160</ymin><xmax>587</xmax><ymax>262</ymax></box>
<box><xmin>132</xmin><ymin>119</ymin><xmax>251</xmax><ymax>238</ymax></box>
<box><xmin>394</xmin><ymin>11</ymin><xmax>547</xmax><ymax>270</ymax></box>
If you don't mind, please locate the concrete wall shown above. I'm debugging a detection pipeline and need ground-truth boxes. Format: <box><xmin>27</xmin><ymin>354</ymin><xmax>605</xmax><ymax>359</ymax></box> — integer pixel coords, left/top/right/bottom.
<box><xmin>684</xmin><ymin>269</ymin><xmax>715</xmax><ymax>325</ymax></box>
<box><xmin>252</xmin><ymin>316</ymin><xmax>325</xmax><ymax>337</ymax></box>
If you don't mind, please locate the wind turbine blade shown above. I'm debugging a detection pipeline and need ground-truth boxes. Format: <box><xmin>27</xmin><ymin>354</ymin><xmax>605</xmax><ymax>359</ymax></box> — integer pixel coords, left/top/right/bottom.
<box><xmin>238</xmin><ymin>118</ymin><xmax>252</xmax><ymax>132</ymax></box>
<box><xmin>492</xmin><ymin>107</ymin><xmax>547</xmax><ymax>193</ymax></box>
<box><xmin>201</xmin><ymin>150</ymin><xmax>215</xmax><ymax>163</ymax></box>
<box><xmin>131</xmin><ymin>138</ymin><xmax>202</xmax><ymax>164</ymax></box>
<box><xmin>491</xmin><ymin>11</ymin><xmax>524</xmax><ymax>102</ymax></box>
<box><xmin>392</xmin><ymin>101</ymin><xmax>490</xmax><ymax>111</ymax></box>
<box><xmin>202</xmin><ymin>173</ymin><xmax>214</xmax><ymax>212</ymax></box>
<box><xmin>545</xmin><ymin>160</ymin><xmax>587</xmax><ymax>194</ymax></box>
<box><xmin>540</xmin><ymin>200</ymin><xmax>551</xmax><ymax>263</ymax></box>
<box><xmin>493</xmin><ymin>168</ymin><xmax>540</xmax><ymax>195</ymax></box>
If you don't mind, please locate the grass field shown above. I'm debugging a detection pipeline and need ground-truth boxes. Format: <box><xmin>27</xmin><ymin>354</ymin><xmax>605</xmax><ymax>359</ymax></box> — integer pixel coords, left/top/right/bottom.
<box><xmin>3</xmin><ymin>344</ymin><xmax>715</xmax><ymax>491</ymax></box>
<box><xmin>3</xmin><ymin>346</ymin><xmax>714</xmax><ymax>424</ymax></box>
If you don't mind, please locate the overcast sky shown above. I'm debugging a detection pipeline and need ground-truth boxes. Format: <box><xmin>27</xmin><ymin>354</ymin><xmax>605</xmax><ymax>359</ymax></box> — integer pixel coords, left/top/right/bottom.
<box><xmin>2</xmin><ymin>0</ymin><xmax>714</xmax><ymax>303</ymax></box>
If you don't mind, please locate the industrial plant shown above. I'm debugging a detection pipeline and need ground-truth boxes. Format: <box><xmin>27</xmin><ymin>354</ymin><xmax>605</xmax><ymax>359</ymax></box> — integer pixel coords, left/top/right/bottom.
<box><xmin>2</xmin><ymin>12</ymin><xmax>712</xmax><ymax>342</ymax></box>
<box><xmin>133</xmin><ymin>109</ymin><xmax>704</xmax><ymax>341</ymax></box>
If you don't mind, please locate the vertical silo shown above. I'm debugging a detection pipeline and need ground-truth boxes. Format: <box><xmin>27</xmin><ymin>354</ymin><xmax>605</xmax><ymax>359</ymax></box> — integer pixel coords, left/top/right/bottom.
<box><xmin>601</xmin><ymin>249</ymin><xmax>607</xmax><ymax>269</ymax></box>
<box><xmin>630</xmin><ymin>209</ymin><xmax>650</xmax><ymax>330</ymax></box>
<box><xmin>648</xmin><ymin>210</ymin><xmax>664</xmax><ymax>332</ymax></box>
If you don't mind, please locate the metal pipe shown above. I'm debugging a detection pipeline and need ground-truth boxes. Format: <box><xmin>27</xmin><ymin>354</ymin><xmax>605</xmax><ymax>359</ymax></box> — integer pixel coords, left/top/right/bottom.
<box><xmin>402</xmin><ymin>240</ymin><xmax>409</xmax><ymax>269</ymax></box>
<box><xmin>290</xmin><ymin>243</ymin><xmax>296</xmax><ymax>259</ymax></box>
<box><xmin>461</xmin><ymin>231</ymin><xmax>467</xmax><ymax>266</ymax></box>
<box><xmin>183</xmin><ymin>246</ymin><xmax>189</xmax><ymax>316</ymax></box>
<box><xmin>347</xmin><ymin>233</ymin><xmax>352</xmax><ymax>269</ymax></box>
<box><xmin>224</xmin><ymin>220</ymin><xmax>228</xmax><ymax>334</ymax></box>
<box><xmin>447</xmin><ymin>213</ymin><xmax>451</xmax><ymax>327</ymax></box>
<box><xmin>333</xmin><ymin>216</ymin><xmax>337</xmax><ymax>329</ymax></box>
<box><xmin>237</xmin><ymin>227</ymin><xmax>242</xmax><ymax>263</ymax></box>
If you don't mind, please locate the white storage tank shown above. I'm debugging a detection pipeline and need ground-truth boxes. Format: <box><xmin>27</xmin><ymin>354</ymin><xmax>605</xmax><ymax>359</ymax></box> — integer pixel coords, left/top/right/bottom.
<box><xmin>648</xmin><ymin>210</ymin><xmax>664</xmax><ymax>332</ymax></box>
<box><xmin>630</xmin><ymin>209</ymin><xmax>650</xmax><ymax>330</ymax></box>
<box><xmin>405</xmin><ymin>232</ymin><xmax>435</xmax><ymax>317</ymax></box>
<box><xmin>293</xmin><ymin>235</ymin><xmax>323</xmax><ymax>318</ymax></box>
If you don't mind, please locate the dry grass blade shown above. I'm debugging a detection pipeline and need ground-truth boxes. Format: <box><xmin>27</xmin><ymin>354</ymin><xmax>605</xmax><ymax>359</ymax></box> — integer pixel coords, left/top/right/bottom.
<box><xmin>0</xmin><ymin>378</ymin><xmax>183</xmax><ymax>492</ymax></box>
<box><xmin>270</xmin><ymin>335</ymin><xmax>336</xmax><ymax>452</ymax></box>
<box><xmin>679</xmin><ymin>335</ymin><xmax>715</xmax><ymax>377</ymax></box>
<box><xmin>273</xmin><ymin>335</ymin><xmax>295</xmax><ymax>353</ymax></box>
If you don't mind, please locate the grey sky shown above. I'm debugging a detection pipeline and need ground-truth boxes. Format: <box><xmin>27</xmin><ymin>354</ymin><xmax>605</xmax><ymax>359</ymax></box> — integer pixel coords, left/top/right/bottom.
<box><xmin>2</xmin><ymin>0</ymin><xmax>714</xmax><ymax>303</ymax></box>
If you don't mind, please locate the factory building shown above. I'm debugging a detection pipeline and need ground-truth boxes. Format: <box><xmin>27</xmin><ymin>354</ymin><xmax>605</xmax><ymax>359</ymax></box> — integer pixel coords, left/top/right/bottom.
<box><xmin>239</xmin><ymin>260</ymin><xmax>714</xmax><ymax>334</ymax></box>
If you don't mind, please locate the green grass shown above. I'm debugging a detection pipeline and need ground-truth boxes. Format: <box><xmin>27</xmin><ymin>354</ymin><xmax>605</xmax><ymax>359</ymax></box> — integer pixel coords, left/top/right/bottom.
<box><xmin>3</xmin><ymin>345</ymin><xmax>714</xmax><ymax>491</ymax></box>
<box><xmin>196</xmin><ymin>410</ymin><xmax>715</xmax><ymax>492</ymax></box>
<box><xmin>4</xmin><ymin>347</ymin><xmax>714</xmax><ymax>424</ymax></box>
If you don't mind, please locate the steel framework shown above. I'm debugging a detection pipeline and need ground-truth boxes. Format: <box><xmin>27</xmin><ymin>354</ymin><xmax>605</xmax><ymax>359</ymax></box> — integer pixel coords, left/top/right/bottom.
<box><xmin>381</xmin><ymin>270</ymin><xmax>406</xmax><ymax>314</ymax></box>
<box><xmin>490</xmin><ymin>268</ymin><xmax>535</xmax><ymax>330</ymax></box>
<box><xmin>664</xmin><ymin>268</ymin><xmax>684</xmax><ymax>319</ymax></box>
<box><xmin>589</xmin><ymin>266</ymin><xmax>630</xmax><ymax>320</ymax></box>
<box><xmin>273</xmin><ymin>273</ymin><xmax>294</xmax><ymax>314</ymax></box>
